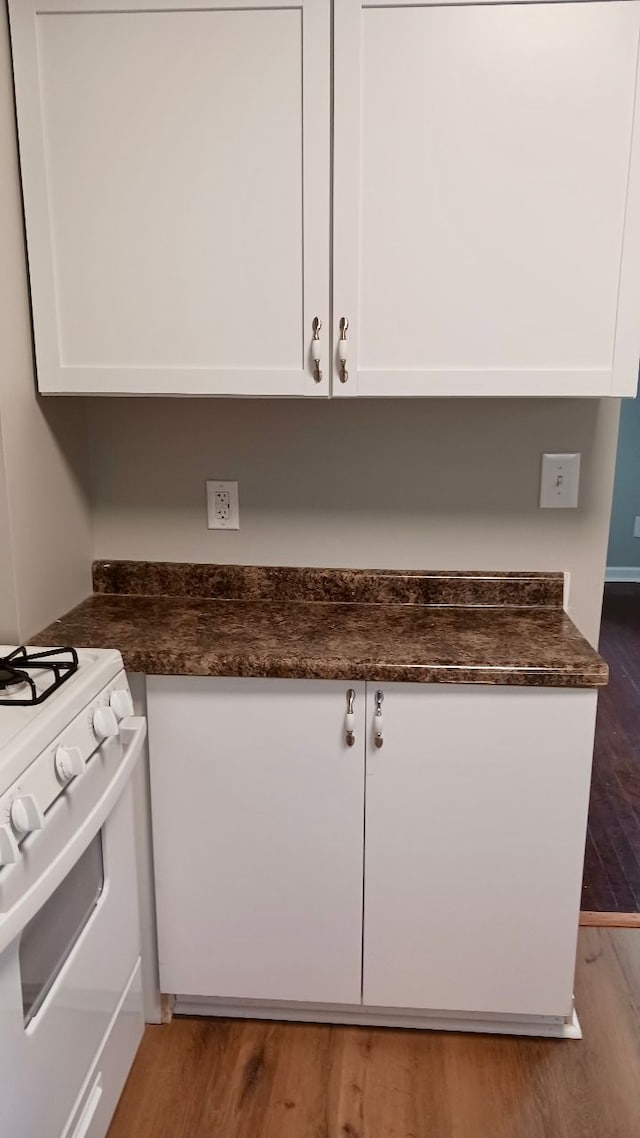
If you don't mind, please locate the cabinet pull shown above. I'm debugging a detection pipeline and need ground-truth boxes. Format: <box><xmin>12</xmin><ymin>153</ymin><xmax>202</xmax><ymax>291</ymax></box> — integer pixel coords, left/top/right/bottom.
<box><xmin>311</xmin><ymin>317</ymin><xmax>323</xmax><ymax>383</ymax></box>
<box><xmin>374</xmin><ymin>690</ymin><xmax>384</xmax><ymax>749</ymax></box>
<box><xmin>338</xmin><ymin>317</ymin><xmax>349</xmax><ymax>383</ymax></box>
<box><xmin>345</xmin><ymin>688</ymin><xmax>356</xmax><ymax>747</ymax></box>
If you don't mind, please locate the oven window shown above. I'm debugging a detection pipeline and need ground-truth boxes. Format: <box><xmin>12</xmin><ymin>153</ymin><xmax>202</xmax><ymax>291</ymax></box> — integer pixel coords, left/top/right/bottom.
<box><xmin>19</xmin><ymin>833</ymin><xmax>105</xmax><ymax>1026</ymax></box>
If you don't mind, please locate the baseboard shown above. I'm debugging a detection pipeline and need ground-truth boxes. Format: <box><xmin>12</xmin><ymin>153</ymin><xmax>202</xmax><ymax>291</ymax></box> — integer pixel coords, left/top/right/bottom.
<box><xmin>605</xmin><ymin>567</ymin><xmax>640</xmax><ymax>583</ymax></box>
<box><xmin>173</xmin><ymin>995</ymin><xmax>581</xmax><ymax>1039</ymax></box>
<box><xmin>580</xmin><ymin>911</ymin><xmax>640</xmax><ymax>927</ymax></box>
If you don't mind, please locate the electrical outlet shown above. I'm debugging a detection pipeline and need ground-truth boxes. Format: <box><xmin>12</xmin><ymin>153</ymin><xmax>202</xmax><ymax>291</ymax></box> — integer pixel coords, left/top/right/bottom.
<box><xmin>206</xmin><ymin>481</ymin><xmax>239</xmax><ymax>530</ymax></box>
<box><xmin>634</xmin><ymin>517</ymin><xmax>640</xmax><ymax>538</ymax></box>
<box><xmin>539</xmin><ymin>453</ymin><xmax>580</xmax><ymax>509</ymax></box>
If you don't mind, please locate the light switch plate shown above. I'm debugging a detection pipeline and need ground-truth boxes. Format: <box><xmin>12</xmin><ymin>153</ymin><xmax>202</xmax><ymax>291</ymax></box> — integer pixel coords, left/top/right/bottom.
<box><xmin>206</xmin><ymin>480</ymin><xmax>239</xmax><ymax>529</ymax></box>
<box><xmin>539</xmin><ymin>453</ymin><xmax>580</xmax><ymax>509</ymax></box>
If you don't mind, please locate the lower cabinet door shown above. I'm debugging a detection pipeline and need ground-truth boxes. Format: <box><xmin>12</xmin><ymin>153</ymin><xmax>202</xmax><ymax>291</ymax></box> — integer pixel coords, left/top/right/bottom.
<box><xmin>362</xmin><ymin>684</ymin><xmax>598</xmax><ymax>1018</ymax></box>
<box><xmin>147</xmin><ymin>676</ymin><xmax>365</xmax><ymax>1005</ymax></box>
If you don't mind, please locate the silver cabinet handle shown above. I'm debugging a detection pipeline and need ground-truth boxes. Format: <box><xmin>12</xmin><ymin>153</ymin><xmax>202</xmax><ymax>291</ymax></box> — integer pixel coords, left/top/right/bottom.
<box><xmin>374</xmin><ymin>690</ymin><xmax>384</xmax><ymax>748</ymax></box>
<box><xmin>338</xmin><ymin>316</ymin><xmax>349</xmax><ymax>383</ymax></box>
<box><xmin>311</xmin><ymin>317</ymin><xmax>323</xmax><ymax>383</ymax></box>
<box><xmin>345</xmin><ymin>688</ymin><xmax>356</xmax><ymax>746</ymax></box>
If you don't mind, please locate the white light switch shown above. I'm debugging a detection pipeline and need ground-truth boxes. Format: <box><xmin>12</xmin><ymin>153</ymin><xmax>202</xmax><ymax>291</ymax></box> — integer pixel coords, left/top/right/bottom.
<box><xmin>539</xmin><ymin>453</ymin><xmax>580</xmax><ymax>509</ymax></box>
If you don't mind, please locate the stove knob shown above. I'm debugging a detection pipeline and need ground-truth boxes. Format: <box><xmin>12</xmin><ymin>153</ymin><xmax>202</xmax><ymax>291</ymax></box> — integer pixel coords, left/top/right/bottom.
<box><xmin>10</xmin><ymin>794</ymin><xmax>44</xmax><ymax>837</ymax></box>
<box><xmin>55</xmin><ymin>745</ymin><xmax>85</xmax><ymax>783</ymax></box>
<box><xmin>110</xmin><ymin>689</ymin><xmax>134</xmax><ymax>721</ymax></box>
<box><xmin>0</xmin><ymin>824</ymin><xmax>19</xmax><ymax>866</ymax></box>
<box><xmin>93</xmin><ymin>705</ymin><xmax>120</xmax><ymax>741</ymax></box>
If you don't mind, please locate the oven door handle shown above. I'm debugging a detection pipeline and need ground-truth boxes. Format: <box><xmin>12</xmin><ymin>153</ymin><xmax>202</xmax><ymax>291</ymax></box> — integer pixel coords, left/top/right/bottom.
<box><xmin>0</xmin><ymin>717</ymin><xmax>146</xmax><ymax>957</ymax></box>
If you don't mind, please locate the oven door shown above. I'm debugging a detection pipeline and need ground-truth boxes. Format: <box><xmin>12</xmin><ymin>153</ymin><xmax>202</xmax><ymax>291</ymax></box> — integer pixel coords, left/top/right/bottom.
<box><xmin>0</xmin><ymin>719</ymin><xmax>145</xmax><ymax>1138</ymax></box>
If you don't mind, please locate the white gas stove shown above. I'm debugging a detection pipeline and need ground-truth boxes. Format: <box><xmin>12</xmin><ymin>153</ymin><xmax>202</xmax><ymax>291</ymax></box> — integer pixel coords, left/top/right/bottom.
<box><xmin>0</xmin><ymin>644</ymin><xmax>147</xmax><ymax>1138</ymax></box>
<box><xmin>0</xmin><ymin>645</ymin><xmax>129</xmax><ymax>812</ymax></box>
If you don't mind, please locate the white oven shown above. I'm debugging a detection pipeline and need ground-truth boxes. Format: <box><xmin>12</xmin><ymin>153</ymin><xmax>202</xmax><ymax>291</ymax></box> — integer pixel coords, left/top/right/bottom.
<box><xmin>0</xmin><ymin>649</ymin><xmax>147</xmax><ymax>1138</ymax></box>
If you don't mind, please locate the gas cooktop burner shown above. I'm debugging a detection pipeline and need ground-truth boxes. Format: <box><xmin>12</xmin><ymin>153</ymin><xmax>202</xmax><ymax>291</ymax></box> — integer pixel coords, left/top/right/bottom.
<box><xmin>0</xmin><ymin>666</ymin><xmax>29</xmax><ymax>691</ymax></box>
<box><xmin>0</xmin><ymin>647</ymin><xmax>79</xmax><ymax>707</ymax></box>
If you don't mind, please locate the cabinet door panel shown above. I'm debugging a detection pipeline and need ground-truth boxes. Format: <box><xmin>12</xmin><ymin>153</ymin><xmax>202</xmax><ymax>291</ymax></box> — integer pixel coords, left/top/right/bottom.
<box><xmin>363</xmin><ymin>685</ymin><xmax>598</xmax><ymax>1017</ymax></box>
<box><xmin>147</xmin><ymin>677</ymin><xmax>364</xmax><ymax>1004</ymax></box>
<box><xmin>9</xmin><ymin>0</ymin><xmax>329</xmax><ymax>395</ymax></box>
<box><xmin>334</xmin><ymin>1</ymin><xmax>640</xmax><ymax>396</ymax></box>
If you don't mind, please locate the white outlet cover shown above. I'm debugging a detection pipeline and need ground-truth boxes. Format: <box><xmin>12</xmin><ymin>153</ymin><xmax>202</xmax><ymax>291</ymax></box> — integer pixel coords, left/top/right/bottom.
<box><xmin>539</xmin><ymin>453</ymin><xmax>580</xmax><ymax>509</ymax></box>
<box><xmin>634</xmin><ymin>516</ymin><xmax>640</xmax><ymax>538</ymax></box>
<box><xmin>206</xmin><ymin>480</ymin><xmax>239</xmax><ymax>530</ymax></box>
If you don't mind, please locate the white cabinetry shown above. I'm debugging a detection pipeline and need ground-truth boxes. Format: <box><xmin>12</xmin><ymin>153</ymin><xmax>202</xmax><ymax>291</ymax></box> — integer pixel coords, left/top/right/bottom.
<box><xmin>11</xmin><ymin>0</ymin><xmax>640</xmax><ymax>396</ymax></box>
<box><xmin>147</xmin><ymin>677</ymin><xmax>365</xmax><ymax>1004</ymax></box>
<box><xmin>146</xmin><ymin>675</ymin><xmax>598</xmax><ymax>1033</ymax></box>
<box><xmin>8</xmin><ymin>0</ymin><xmax>330</xmax><ymax>396</ymax></box>
<box><xmin>333</xmin><ymin>0</ymin><xmax>640</xmax><ymax>397</ymax></box>
<box><xmin>362</xmin><ymin>684</ymin><xmax>598</xmax><ymax>1017</ymax></box>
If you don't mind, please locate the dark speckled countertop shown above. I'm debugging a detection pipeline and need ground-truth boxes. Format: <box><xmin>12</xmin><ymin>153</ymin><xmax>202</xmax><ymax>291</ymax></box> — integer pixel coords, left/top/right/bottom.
<box><xmin>35</xmin><ymin>561</ymin><xmax>607</xmax><ymax>688</ymax></box>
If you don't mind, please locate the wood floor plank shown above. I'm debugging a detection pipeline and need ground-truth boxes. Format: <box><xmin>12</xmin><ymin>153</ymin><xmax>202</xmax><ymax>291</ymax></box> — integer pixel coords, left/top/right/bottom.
<box><xmin>580</xmin><ymin>912</ymin><xmax>640</xmax><ymax>927</ymax></box>
<box><xmin>108</xmin><ymin>929</ymin><xmax>640</xmax><ymax>1138</ymax></box>
<box><xmin>333</xmin><ymin>1024</ymin><xmax>452</xmax><ymax>1138</ymax></box>
<box><xmin>582</xmin><ymin>584</ymin><xmax>640</xmax><ymax>914</ymax></box>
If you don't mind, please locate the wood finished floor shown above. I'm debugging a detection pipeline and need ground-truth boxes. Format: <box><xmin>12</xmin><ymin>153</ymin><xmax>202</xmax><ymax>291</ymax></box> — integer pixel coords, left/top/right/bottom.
<box><xmin>108</xmin><ymin>928</ymin><xmax>640</xmax><ymax>1138</ymax></box>
<box><xmin>582</xmin><ymin>584</ymin><xmax>640</xmax><ymax>914</ymax></box>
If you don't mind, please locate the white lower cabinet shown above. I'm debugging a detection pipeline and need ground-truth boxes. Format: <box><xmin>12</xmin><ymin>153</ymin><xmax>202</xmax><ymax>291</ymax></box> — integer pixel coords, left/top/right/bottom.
<box><xmin>147</xmin><ymin>677</ymin><xmax>365</xmax><ymax>1005</ymax></box>
<box><xmin>362</xmin><ymin>684</ymin><xmax>598</xmax><ymax>1018</ymax></box>
<box><xmin>147</xmin><ymin>677</ymin><xmax>598</xmax><ymax>1030</ymax></box>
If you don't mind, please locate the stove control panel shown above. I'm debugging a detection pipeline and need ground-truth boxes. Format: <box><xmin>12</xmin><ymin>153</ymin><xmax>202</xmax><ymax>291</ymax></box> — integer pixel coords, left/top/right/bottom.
<box><xmin>0</xmin><ymin>671</ymin><xmax>135</xmax><ymax>864</ymax></box>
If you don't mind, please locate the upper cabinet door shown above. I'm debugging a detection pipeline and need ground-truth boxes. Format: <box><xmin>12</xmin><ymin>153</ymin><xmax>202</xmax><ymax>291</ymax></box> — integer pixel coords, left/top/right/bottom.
<box><xmin>9</xmin><ymin>0</ymin><xmax>330</xmax><ymax>396</ymax></box>
<box><xmin>333</xmin><ymin>0</ymin><xmax>640</xmax><ymax>397</ymax></box>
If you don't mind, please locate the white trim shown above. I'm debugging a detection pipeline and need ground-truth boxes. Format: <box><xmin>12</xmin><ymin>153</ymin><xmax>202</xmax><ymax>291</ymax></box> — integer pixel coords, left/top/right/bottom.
<box><xmin>354</xmin><ymin>370</ymin><xmax>613</xmax><ymax>399</ymax></box>
<box><xmin>34</xmin><ymin>0</ymin><xmax>304</xmax><ymax>9</ymax></box>
<box><xmin>605</xmin><ymin>566</ymin><xmax>640</xmax><ymax>583</ymax></box>
<box><xmin>612</xmin><ymin>12</ymin><xmax>640</xmax><ymax>396</ymax></box>
<box><xmin>331</xmin><ymin>0</ymin><xmax>361</xmax><ymax>397</ymax></box>
<box><xmin>364</xmin><ymin>0</ymin><xmax>600</xmax><ymax>5</ymax></box>
<box><xmin>173</xmin><ymin>995</ymin><xmax>582</xmax><ymax>1040</ymax></box>
<box><xmin>36</xmin><ymin>368</ymin><xmax>312</xmax><ymax>398</ymax></box>
<box><xmin>302</xmin><ymin>0</ymin><xmax>331</xmax><ymax>395</ymax></box>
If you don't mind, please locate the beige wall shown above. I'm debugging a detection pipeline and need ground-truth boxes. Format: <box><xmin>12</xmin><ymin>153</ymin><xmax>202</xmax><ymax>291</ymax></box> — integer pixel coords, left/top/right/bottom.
<box><xmin>0</xmin><ymin>427</ymin><xmax>17</xmax><ymax>640</ymax></box>
<box><xmin>89</xmin><ymin>396</ymin><xmax>620</xmax><ymax>646</ymax></box>
<box><xmin>0</xmin><ymin>3</ymin><xmax>92</xmax><ymax>642</ymax></box>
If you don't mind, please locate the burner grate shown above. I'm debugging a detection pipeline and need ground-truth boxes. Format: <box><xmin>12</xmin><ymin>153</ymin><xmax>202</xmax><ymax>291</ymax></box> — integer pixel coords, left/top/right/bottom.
<box><xmin>0</xmin><ymin>647</ymin><xmax>79</xmax><ymax>707</ymax></box>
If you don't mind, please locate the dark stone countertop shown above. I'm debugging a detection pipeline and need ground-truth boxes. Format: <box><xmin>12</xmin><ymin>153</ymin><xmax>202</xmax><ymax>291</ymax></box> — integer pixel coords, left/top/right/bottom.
<box><xmin>34</xmin><ymin>562</ymin><xmax>608</xmax><ymax>688</ymax></box>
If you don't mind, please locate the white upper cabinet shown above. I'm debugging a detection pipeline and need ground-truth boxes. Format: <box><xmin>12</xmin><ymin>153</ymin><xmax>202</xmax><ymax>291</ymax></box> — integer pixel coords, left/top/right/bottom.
<box><xmin>8</xmin><ymin>0</ymin><xmax>330</xmax><ymax>395</ymax></box>
<box><xmin>333</xmin><ymin>0</ymin><xmax>640</xmax><ymax>397</ymax></box>
<box><xmin>9</xmin><ymin>0</ymin><xmax>640</xmax><ymax>396</ymax></box>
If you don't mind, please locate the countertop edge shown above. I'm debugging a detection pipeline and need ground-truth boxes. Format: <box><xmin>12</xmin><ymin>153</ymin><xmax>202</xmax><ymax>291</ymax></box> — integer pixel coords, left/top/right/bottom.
<box><xmin>33</xmin><ymin>587</ymin><xmax>608</xmax><ymax>690</ymax></box>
